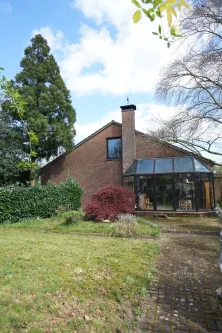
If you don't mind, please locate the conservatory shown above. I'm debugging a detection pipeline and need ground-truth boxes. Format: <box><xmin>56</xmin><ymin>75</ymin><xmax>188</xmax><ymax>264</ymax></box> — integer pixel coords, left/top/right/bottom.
<box><xmin>123</xmin><ymin>156</ymin><xmax>214</xmax><ymax>211</ymax></box>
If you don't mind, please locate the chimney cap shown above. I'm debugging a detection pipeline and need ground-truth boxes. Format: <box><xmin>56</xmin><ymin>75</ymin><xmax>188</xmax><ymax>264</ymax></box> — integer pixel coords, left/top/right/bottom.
<box><xmin>120</xmin><ymin>104</ymin><xmax>136</xmax><ymax>111</ymax></box>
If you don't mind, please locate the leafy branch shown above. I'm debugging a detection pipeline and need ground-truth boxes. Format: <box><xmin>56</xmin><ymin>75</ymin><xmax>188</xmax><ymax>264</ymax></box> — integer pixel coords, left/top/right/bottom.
<box><xmin>0</xmin><ymin>69</ymin><xmax>38</xmax><ymax>171</ymax></box>
<box><xmin>132</xmin><ymin>0</ymin><xmax>190</xmax><ymax>47</ymax></box>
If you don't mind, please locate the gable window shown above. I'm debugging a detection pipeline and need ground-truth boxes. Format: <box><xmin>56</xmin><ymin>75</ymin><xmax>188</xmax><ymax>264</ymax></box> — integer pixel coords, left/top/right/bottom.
<box><xmin>107</xmin><ymin>137</ymin><xmax>122</xmax><ymax>159</ymax></box>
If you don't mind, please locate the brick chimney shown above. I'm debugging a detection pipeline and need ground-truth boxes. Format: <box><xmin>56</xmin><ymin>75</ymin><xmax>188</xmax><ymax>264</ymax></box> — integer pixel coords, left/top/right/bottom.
<box><xmin>120</xmin><ymin>104</ymin><xmax>136</xmax><ymax>173</ymax></box>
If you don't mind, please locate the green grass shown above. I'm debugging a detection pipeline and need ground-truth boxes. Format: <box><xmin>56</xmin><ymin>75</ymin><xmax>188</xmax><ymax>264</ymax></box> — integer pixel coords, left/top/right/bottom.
<box><xmin>0</xmin><ymin>230</ymin><xmax>159</xmax><ymax>332</ymax></box>
<box><xmin>145</xmin><ymin>215</ymin><xmax>221</xmax><ymax>232</ymax></box>
<box><xmin>0</xmin><ymin>215</ymin><xmax>160</xmax><ymax>237</ymax></box>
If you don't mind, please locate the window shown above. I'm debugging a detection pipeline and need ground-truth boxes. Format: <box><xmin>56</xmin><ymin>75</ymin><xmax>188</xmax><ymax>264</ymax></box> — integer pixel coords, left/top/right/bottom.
<box><xmin>137</xmin><ymin>159</ymin><xmax>154</xmax><ymax>174</ymax></box>
<box><xmin>155</xmin><ymin>158</ymin><xmax>173</xmax><ymax>173</ymax></box>
<box><xmin>138</xmin><ymin>176</ymin><xmax>154</xmax><ymax>210</ymax></box>
<box><xmin>174</xmin><ymin>157</ymin><xmax>194</xmax><ymax>172</ymax></box>
<box><xmin>156</xmin><ymin>175</ymin><xmax>173</xmax><ymax>210</ymax></box>
<box><xmin>194</xmin><ymin>159</ymin><xmax>211</xmax><ymax>172</ymax></box>
<box><xmin>175</xmin><ymin>174</ymin><xmax>195</xmax><ymax>211</ymax></box>
<box><xmin>107</xmin><ymin>137</ymin><xmax>122</xmax><ymax>159</ymax></box>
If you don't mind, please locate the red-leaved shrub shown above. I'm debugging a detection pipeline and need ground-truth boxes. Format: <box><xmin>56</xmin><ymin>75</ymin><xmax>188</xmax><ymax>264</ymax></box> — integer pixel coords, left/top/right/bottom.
<box><xmin>84</xmin><ymin>185</ymin><xmax>135</xmax><ymax>221</ymax></box>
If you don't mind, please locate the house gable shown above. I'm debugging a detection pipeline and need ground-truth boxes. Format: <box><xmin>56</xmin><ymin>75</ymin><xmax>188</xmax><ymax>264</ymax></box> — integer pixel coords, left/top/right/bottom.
<box><xmin>41</xmin><ymin>121</ymin><xmax>123</xmax><ymax>206</ymax></box>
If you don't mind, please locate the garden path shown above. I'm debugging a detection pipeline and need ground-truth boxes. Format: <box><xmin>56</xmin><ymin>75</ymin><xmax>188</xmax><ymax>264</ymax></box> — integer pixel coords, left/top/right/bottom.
<box><xmin>137</xmin><ymin>234</ymin><xmax>222</xmax><ymax>333</ymax></box>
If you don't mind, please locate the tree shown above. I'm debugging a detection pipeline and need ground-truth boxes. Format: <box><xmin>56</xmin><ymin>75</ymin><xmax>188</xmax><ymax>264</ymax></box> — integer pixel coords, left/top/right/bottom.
<box><xmin>152</xmin><ymin>0</ymin><xmax>222</xmax><ymax>165</ymax></box>
<box><xmin>1</xmin><ymin>71</ymin><xmax>39</xmax><ymax>184</ymax></box>
<box><xmin>0</xmin><ymin>92</ymin><xmax>24</xmax><ymax>185</ymax></box>
<box><xmin>131</xmin><ymin>0</ymin><xmax>189</xmax><ymax>46</ymax></box>
<box><xmin>3</xmin><ymin>34</ymin><xmax>76</xmax><ymax>171</ymax></box>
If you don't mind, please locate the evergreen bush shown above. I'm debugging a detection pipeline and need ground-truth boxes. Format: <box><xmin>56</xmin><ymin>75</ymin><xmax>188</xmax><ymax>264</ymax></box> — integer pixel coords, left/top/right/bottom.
<box><xmin>0</xmin><ymin>177</ymin><xmax>83</xmax><ymax>223</ymax></box>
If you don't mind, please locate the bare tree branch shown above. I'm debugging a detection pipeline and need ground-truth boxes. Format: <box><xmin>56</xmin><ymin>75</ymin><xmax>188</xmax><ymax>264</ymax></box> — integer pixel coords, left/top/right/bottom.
<box><xmin>153</xmin><ymin>0</ymin><xmax>222</xmax><ymax>166</ymax></box>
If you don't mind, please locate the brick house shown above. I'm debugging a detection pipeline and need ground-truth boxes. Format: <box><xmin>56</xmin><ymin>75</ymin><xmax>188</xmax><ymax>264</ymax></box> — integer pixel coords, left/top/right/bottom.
<box><xmin>40</xmin><ymin>104</ymin><xmax>217</xmax><ymax>212</ymax></box>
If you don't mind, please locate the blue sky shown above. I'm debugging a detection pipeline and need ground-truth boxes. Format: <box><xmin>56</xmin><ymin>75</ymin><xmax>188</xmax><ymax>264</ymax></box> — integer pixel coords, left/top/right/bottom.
<box><xmin>0</xmin><ymin>0</ymin><xmax>177</xmax><ymax>143</ymax></box>
<box><xmin>0</xmin><ymin>0</ymin><xmax>221</xmax><ymax>164</ymax></box>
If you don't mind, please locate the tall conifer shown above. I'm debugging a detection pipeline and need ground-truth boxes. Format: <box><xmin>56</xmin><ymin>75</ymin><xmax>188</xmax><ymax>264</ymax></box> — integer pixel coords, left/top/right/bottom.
<box><xmin>9</xmin><ymin>34</ymin><xmax>76</xmax><ymax>163</ymax></box>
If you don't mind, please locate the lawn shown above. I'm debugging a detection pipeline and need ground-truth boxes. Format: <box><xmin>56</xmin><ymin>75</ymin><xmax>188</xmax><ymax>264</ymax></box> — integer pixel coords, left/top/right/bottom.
<box><xmin>0</xmin><ymin>229</ymin><xmax>159</xmax><ymax>333</ymax></box>
<box><xmin>145</xmin><ymin>215</ymin><xmax>221</xmax><ymax>232</ymax></box>
<box><xmin>0</xmin><ymin>215</ymin><xmax>160</xmax><ymax>237</ymax></box>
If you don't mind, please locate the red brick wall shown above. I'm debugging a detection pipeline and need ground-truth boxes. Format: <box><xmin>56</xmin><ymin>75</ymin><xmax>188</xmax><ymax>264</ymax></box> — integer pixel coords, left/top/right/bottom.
<box><xmin>122</xmin><ymin>109</ymin><xmax>136</xmax><ymax>173</ymax></box>
<box><xmin>136</xmin><ymin>134</ymin><xmax>186</xmax><ymax>158</ymax></box>
<box><xmin>41</xmin><ymin>124</ymin><xmax>123</xmax><ymax>206</ymax></box>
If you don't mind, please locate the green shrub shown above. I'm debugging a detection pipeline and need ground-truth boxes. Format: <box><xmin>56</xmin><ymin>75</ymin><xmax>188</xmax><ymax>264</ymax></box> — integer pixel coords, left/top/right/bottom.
<box><xmin>117</xmin><ymin>213</ymin><xmax>137</xmax><ymax>223</ymax></box>
<box><xmin>216</xmin><ymin>199</ymin><xmax>222</xmax><ymax>208</ymax></box>
<box><xmin>59</xmin><ymin>209</ymin><xmax>84</xmax><ymax>219</ymax></box>
<box><xmin>111</xmin><ymin>214</ymin><xmax>137</xmax><ymax>238</ymax></box>
<box><xmin>60</xmin><ymin>210</ymin><xmax>85</xmax><ymax>225</ymax></box>
<box><xmin>0</xmin><ymin>177</ymin><xmax>83</xmax><ymax>223</ymax></box>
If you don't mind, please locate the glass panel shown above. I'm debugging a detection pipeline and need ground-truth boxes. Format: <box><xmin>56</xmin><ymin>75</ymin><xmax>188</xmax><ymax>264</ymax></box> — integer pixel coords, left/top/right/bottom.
<box><xmin>195</xmin><ymin>173</ymin><xmax>212</xmax><ymax>209</ymax></box>
<box><xmin>138</xmin><ymin>176</ymin><xmax>154</xmax><ymax>210</ymax></box>
<box><xmin>156</xmin><ymin>175</ymin><xmax>173</xmax><ymax>210</ymax></box>
<box><xmin>194</xmin><ymin>159</ymin><xmax>211</xmax><ymax>173</ymax></box>
<box><xmin>174</xmin><ymin>157</ymin><xmax>194</xmax><ymax>172</ymax></box>
<box><xmin>155</xmin><ymin>158</ymin><xmax>173</xmax><ymax>173</ymax></box>
<box><xmin>175</xmin><ymin>173</ymin><xmax>195</xmax><ymax>211</ymax></box>
<box><xmin>107</xmin><ymin>138</ymin><xmax>121</xmax><ymax>159</ymax></box>
<box><xmin>124</xmin><ymin>160</ymin><xmax>137</xmax><ymax>175</ymax></box>
<box><xmin>137</xmin><ymin>159</ymin><xmax>154</xmax><ymax>174</ymax></box>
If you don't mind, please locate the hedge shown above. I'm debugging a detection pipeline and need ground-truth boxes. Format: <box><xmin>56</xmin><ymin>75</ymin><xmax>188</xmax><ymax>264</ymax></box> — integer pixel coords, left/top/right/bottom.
<box><xmin>0</xmin><ymin>176</ymin><xmax>83</xmax><ymax>223</ymax></box>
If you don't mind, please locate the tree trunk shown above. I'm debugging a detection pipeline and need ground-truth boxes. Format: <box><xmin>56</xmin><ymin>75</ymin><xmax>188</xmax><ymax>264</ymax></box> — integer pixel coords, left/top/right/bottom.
<box><xmin>30</xmin><ymin>157</ymin><xmax>36</xmax><ymax>186</ymax></box>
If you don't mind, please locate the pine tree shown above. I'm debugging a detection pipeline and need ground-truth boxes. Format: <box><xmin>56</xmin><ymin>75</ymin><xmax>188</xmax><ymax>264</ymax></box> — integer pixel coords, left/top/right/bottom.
<box><xmin>7</xmin><ymin>34</ymin><xmax>76</xmax><ymax>164</ymax></box>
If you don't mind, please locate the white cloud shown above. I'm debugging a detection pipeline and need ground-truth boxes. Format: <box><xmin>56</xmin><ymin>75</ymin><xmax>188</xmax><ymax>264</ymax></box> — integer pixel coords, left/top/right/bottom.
<box><xmin>33</xmin><ymin>0</ymin><xmax>184</xmax><ymax>96</ymax></box>
<box><xmin>0</xmin><ymin>1</ymin><xmax>12</xmax><ymax>13</ymax></box>
<box><xmin>72</xmin><ymin>0</ymin><xmax>133</xmax><ymax>28</ymax></box>
<box><xmin>75</xmin><ymin>103</ymin><xmax>178</xmax><ymax>143</ymax></box>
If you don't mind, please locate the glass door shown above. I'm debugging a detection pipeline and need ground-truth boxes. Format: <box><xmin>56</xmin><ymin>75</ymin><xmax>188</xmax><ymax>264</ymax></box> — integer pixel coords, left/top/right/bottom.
<box><xmin>138</xmin><ymin>176</ymin><xmax>154</xmax><ymax>210</ymax></box>
<box><xmin>155</xmin><ymin>175</ymin><xmax>173</xmax><ymax>210</ymax></box>
<box><xmin>196</xmin><ymin>173</ymin><xmax>213</xmax><ymax>210</ymax></box>
<box><xmin>175</xmin><ymin>173</ymin><xmax>195</xmax><ymax>211</ymax></box>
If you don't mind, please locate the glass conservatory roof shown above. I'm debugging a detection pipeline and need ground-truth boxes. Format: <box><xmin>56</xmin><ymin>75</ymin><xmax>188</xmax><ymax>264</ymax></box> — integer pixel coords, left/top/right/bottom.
<box><xmin>124</xmin><ymin>157</ymin><xmax>212</xmax><ymax>176</ymax></box>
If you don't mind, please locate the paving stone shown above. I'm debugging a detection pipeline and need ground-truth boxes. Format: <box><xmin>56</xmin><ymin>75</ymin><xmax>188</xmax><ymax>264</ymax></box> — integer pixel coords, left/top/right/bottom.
<box><xmin>137</xmin><ymin>321</ymin><xmax>153</xmax><ymax>330</ymax></box>
<box><xmin>137</xmin><ymin>234</ymin><xmax>222</xmax><ymax>333</ymax></box>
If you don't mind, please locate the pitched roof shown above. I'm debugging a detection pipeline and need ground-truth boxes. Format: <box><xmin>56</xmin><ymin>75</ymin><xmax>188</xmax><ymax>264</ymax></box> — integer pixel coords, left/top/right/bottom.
<box><xmin>40</xmin><ymin>120</ymin><xmax>214</xmax><ymax>172</ymax></box>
